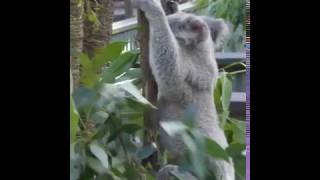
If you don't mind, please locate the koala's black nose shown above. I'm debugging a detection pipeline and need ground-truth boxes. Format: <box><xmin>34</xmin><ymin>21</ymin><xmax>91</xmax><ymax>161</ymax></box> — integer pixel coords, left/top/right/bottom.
<box><xmin>166</xmin><ymin>0</ymin><xmax>178</xmax><ymax>14</ymax></box>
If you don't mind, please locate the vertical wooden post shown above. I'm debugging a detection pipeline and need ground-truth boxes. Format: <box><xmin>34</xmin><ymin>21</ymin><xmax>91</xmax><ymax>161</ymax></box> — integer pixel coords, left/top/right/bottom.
<box><xmin>137</xmin><ymin>8</ymin><xmax>159</xmax><ymax>168</ymax></box>
<box><xmin>138</xmin><ymin>0</ymin><xmax>179</xmax><ymax>170</ymax></box>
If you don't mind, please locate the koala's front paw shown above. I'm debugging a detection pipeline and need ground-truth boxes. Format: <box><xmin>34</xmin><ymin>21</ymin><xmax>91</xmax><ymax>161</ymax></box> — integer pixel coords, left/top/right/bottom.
<box><xmin>131</xmin><ymin>0</ymin><xmax>164</xmax><ymax>18</ymax></box>
<box><xmin>131</xmin><ymin>0</ymin><xmax>158</xmax><ymax>10</ymax></box>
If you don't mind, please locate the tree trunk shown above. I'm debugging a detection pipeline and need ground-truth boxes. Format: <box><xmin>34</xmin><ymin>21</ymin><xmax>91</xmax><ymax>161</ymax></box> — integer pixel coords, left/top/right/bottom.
<box><xmin>70</xmin><ymin>67</ymin><xmax>74</xmax><ymax>95</ymax></box>
<box><xmin>139</xmin><ymin>0</ymin><xmax>179</xmax><ymax>170</ymax></box>
<box><xmin>83</xmin><ymin>0</ymin><xmax>114</xmax><ymax>59</ymax></box>
<box><xmin>70</xmin><ymin>0</ymin><xmax>84</xmax><ymax>88</ymax></box>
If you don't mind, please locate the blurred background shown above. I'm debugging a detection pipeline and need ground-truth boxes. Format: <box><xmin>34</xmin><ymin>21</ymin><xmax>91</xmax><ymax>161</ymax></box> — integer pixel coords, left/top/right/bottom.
<box><xmin>111</xmin><ymin>0</ymin><xmax>244</xmax><ymax>52</ymax></box>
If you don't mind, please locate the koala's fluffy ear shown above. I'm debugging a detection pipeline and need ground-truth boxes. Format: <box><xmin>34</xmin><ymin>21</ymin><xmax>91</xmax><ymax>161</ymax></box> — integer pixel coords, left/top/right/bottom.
<box><xmin>201</xmin><ymin>17</ymin><xmax>229</xmax><ymax>47</ymax></box>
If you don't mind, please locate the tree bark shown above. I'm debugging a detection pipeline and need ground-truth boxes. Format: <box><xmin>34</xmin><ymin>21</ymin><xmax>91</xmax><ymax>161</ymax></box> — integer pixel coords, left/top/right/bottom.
<box><xmin>83</xmin><ymin>0</ymin><xmax>114</xmax><ymax>59</ymax></box>
<box><xmin>70</xmin><ymin>67</ymin><xmax>74</xmax><ymax>95</ymax></box>
<box><xmin>70</xmin><ymin>0</ymin><xmax>84</xmax><ymax>88</ymax></box>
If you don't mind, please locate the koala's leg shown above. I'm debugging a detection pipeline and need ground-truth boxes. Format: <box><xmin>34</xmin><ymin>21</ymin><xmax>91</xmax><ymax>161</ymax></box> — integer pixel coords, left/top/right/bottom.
<box><xmin>156</xmin><ymin>165</ymin><xmax>178</xmax><ymax>180</ymax></box>
<box><xmin>156</xmin><ymin>164</ymin><xmax>198</xmax><ymax>180</ymax></box>
<box><xmin>156</xmin><ymin>155</ymin><xmax>234</xmax><ymax>180</ymax></box>
<box><xmin>132</xmin><ymin>0</ymin><xmax>183</xmax><ymax>93</ymax></box>
<box><xmin>203</xmin><ymin>127</ymin><xmax>235</xmax><ymax>180</ymax></box>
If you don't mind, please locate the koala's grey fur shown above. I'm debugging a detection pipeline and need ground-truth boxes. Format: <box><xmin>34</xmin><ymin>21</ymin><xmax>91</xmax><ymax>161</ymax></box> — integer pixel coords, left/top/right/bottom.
<box><xmin>132</xmin><ymin>0</ymin><xmax>234</xmax><ymax>179</ymax></box>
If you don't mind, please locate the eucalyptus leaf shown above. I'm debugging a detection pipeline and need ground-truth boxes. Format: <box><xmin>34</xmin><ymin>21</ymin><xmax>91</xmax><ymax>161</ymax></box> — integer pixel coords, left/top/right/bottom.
<box><xmin>123</xmin><ymin>166</ymin><xmax>141</xmax><ymax>179</ymax></box>
<box><xmin>95</xmin><ymin>174</ymin><xmax>114</xmax><ymax>180</ymax></box>
<box><xmin>86</xmin><ymin>156</ymin><xmax>108</xmax><ymax>174</ymax></box>
<box><xmin>220</xmin><ymin>73</ymin><xmax>233</xmax><ymax>111</ymax></box>
<box><xmin>145</xmin><ymin>173</ymin><xmax>156</xmax><ymax>180</ymax></box>
<box><xmin>226</xmin><ymin>143</ymin><xmax>246</xmax><ymax>158</ymax></box>
<box><xmin>99</xmin><ymin>83</ymin><xmax>122</xmax><ymax>100</ymax></box>
<box><xmin>70</xmin><ymin>146</ymin><xmax>82</xmax><ymax>180</ymax></box>
<box><xmin>136</xmin><ymin>143</ymin><xmax>157</xmax><ymax>161</ymax></box>
<box><xmin>79</xmin><ymin>167</ymin><xmax>95</xmax><ymax>180</ymax></box>
<box><xmin>70</xmin><ymin>96</ymin><xmax>79</xmax><ymax>142</ymax></box>
<box><xmin>214</xmin><ymin>77</ymin><xmax>223</xmax><ymax>113</ymax></box>
<box><xmin>87</xmin><ymin>9</ymin><xmax>99</xmax><ymax>24</ymax></box>
<box><xmin>92</xmin><ymin>41</ymin><xmax>127</xmax><ymax>72</ymax></box>
<box><xmin>73</xmin><ymin>87</ymin><xmax>96</xmax><ymax>111</ymax></box>
<box><xmin>79</xmin><ymin>53</ymin><xmax>91</xmax><ymax>67</ymax></box>
<box><xmin>205</xmin><ymin>137</ymin><xmax>229</xmax><ymax>162</ymax></box>
<box><xmin>229</xmin><ymin>118</ymin><xmax>245</xmax><ymax>132</ymax></box>
<box><xmin>229</xmin><ymin>118</ymin><xmax>245</xmax><ymax>144</ymax></box>
<box><xmin>92</xmin><ymin>124</ymin><xmax>108</xmax><ymax>140</ymax></box>
<box><xmin>232</xmin><ymin>127</ymin><xmax>245</xmax><ymax>144</ymax></box>
<box><xmin>234</xmin><ymin>156</ymin><xmax>246</xmax><ymax>180</ymax></box>
<box><xmin>92</xmin><ymin>111</ymin><xmax>109</xmax><ymax>125</ymax></box>
<box><xmin>107</xmin><ymin>129</ymin><xmax>121</xmax><ymax>143</ymax></box>
<box><xmin>113</xmin><ymin>80</ymin><xmax>156</xmax><ymax>109</ymax></box>
<box><xmin>121</xmin><ymin>124</ymin><xmax>142</xmax><ymax>134</ymax></box>
<box><xmin>79</xmin><ymin>53</ymin><xmax>98</xmax><ymax>87</ymax></box>
<box><xmin>171</xmin><ymin>169</ymin><xmax>198</xmax><ymax>180</ymax></box>
<box><xmin>111</xmin><ymin>167</ymin><xmax>124</xmax><ymax>178</ymax></box>
<box><xmin>89</xmin><ymin>142</ymin><xmax>110</xmax><ymax>169</ymax></box>
<box><xmin>101</xmin><ymin>51</ymin><xmax>138</xmax><ymax>83</ymax></box>
<box><xmin>182</xmin><ymin>133</ymin><xmax>206</xmax><ymax>179</ymax></box>
<box><xmin>160</xmin><ymin>121</ymin><xmax>187</xmax><ymax>137</ymax></box>
<box><xmin>107</xmin><ymin>124</ymin><xmax>142</xmax><ymax>143</ymax></box>
<box><xmin>218</xmin><ymin>110</ymin><xmax>229</xmax><ymax>128</ymax></box>
<box><xmin>124</xmin><ymin>68</ymin><xmax>142</xmax><ymax>80</ymax></box>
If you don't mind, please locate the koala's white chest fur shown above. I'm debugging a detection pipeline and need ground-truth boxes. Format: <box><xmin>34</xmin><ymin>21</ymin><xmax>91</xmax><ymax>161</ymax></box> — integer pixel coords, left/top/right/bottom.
<box><xmin>157</xmin><ymin>42</ymin><xmax>228</xmax><ymax>149</ymax></box>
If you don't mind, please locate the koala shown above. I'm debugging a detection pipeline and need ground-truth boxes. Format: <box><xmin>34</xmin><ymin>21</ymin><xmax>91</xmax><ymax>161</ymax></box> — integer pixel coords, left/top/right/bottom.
<box><xmin>132</xmin><ymin>0</ymin><xmax>234</xmax><ymax>180</ymax></box>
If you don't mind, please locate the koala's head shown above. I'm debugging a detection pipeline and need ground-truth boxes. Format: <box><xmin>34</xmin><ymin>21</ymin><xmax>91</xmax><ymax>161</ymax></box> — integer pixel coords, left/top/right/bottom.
<box><xmin>168</xmin><ymin>12</ymin><xmax>229</xmax><ymax>47</ymax></box>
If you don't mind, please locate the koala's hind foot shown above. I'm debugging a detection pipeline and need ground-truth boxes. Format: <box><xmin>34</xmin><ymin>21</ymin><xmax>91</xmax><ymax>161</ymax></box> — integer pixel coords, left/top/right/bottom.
<box><xmin>156</xmin><ymin>165</ymin><xmax>197</xmax><ymax>180</ymax></box>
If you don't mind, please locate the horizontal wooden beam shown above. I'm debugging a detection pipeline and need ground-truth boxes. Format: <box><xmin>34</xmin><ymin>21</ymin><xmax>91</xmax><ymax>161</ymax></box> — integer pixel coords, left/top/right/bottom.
<box><xmin>231</xmin><ymin>92</ymin><xmax>246</xmax><ymax>103</ymax></box>
<box><xmin>216</xmin><ymin>52</ymin><xmax>246</xmax><ymax>65</ymax></box>
<box><xmin>112</xmin><ymin>17</ymin><xmax>137</xmax><ymax>35</ymax></box>
<box><xmin>230</xmin><ymin>92</ymin><xmax>246</xmax><ymax>118</ymax></box>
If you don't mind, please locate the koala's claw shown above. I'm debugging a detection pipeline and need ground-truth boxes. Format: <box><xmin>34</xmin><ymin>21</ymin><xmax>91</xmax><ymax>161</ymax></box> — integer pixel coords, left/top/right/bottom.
<box><xmin>131</xmin><ymin>0</ymin><xmax>156</xmax><ymax>9</ymax></box>
<box><xmin>133</xmin><ymin>0</ymin><xmax>161</xmax><ymax>10</ymax></box>
<box><xmin>131</xmin><ymin>0</ymin><xmax>165</xmax><ymax>19</ymax></box>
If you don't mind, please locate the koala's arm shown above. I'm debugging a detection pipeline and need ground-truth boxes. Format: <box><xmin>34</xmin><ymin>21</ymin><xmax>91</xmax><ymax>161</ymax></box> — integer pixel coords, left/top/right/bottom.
<box><xmin>133</xmin><ymin>0</ymin><xmax>182</xmax><ymax>91</ymax></box>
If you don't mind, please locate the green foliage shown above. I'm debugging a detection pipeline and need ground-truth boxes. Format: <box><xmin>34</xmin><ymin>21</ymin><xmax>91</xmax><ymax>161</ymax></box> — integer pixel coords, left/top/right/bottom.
<box><xmin>197</xmin><ymin>0</ymin><xmax>245</xmax><ymax>30</ymax></box>
<box><xmin>215</xmin><ymin>63</ymin><xmax>246</xmax><ymax>180</ymax></box>
<box><xmin>196</xmin><ymin>0</ymin><xmax>245</xmax><ymax>52</ymax></box>
<box><xmin>160</xmin><ymin>116</ymin><xmax>245</xmax><ymax>179</ymax></box>
<box><xmin>83</xmin><ymin>0</ymin><xmax>102</xmax><ymax>30</ymax></box>
<box><xmin>70</xmin><ymin>96</ymin><xmax>80</xmax><ymax>143</ymax></box>
<box><xmin>226</xmin><ymin>143</ymin><xmax>246</xmax><ymax>180</ymax></box>
<box><xmin>136</xmin><ymin>144</ymin><xmax>157</xmax><ymax>162</ymax></box>
<box><xmin>78</xmin><ymin>42</ymin><xmax>138</xmax><ymax>87</ymax></box>
<box><xmin>70</xmin><ymin>41</ymin><xmax>246</xmax><ymax>180</ymax></box>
